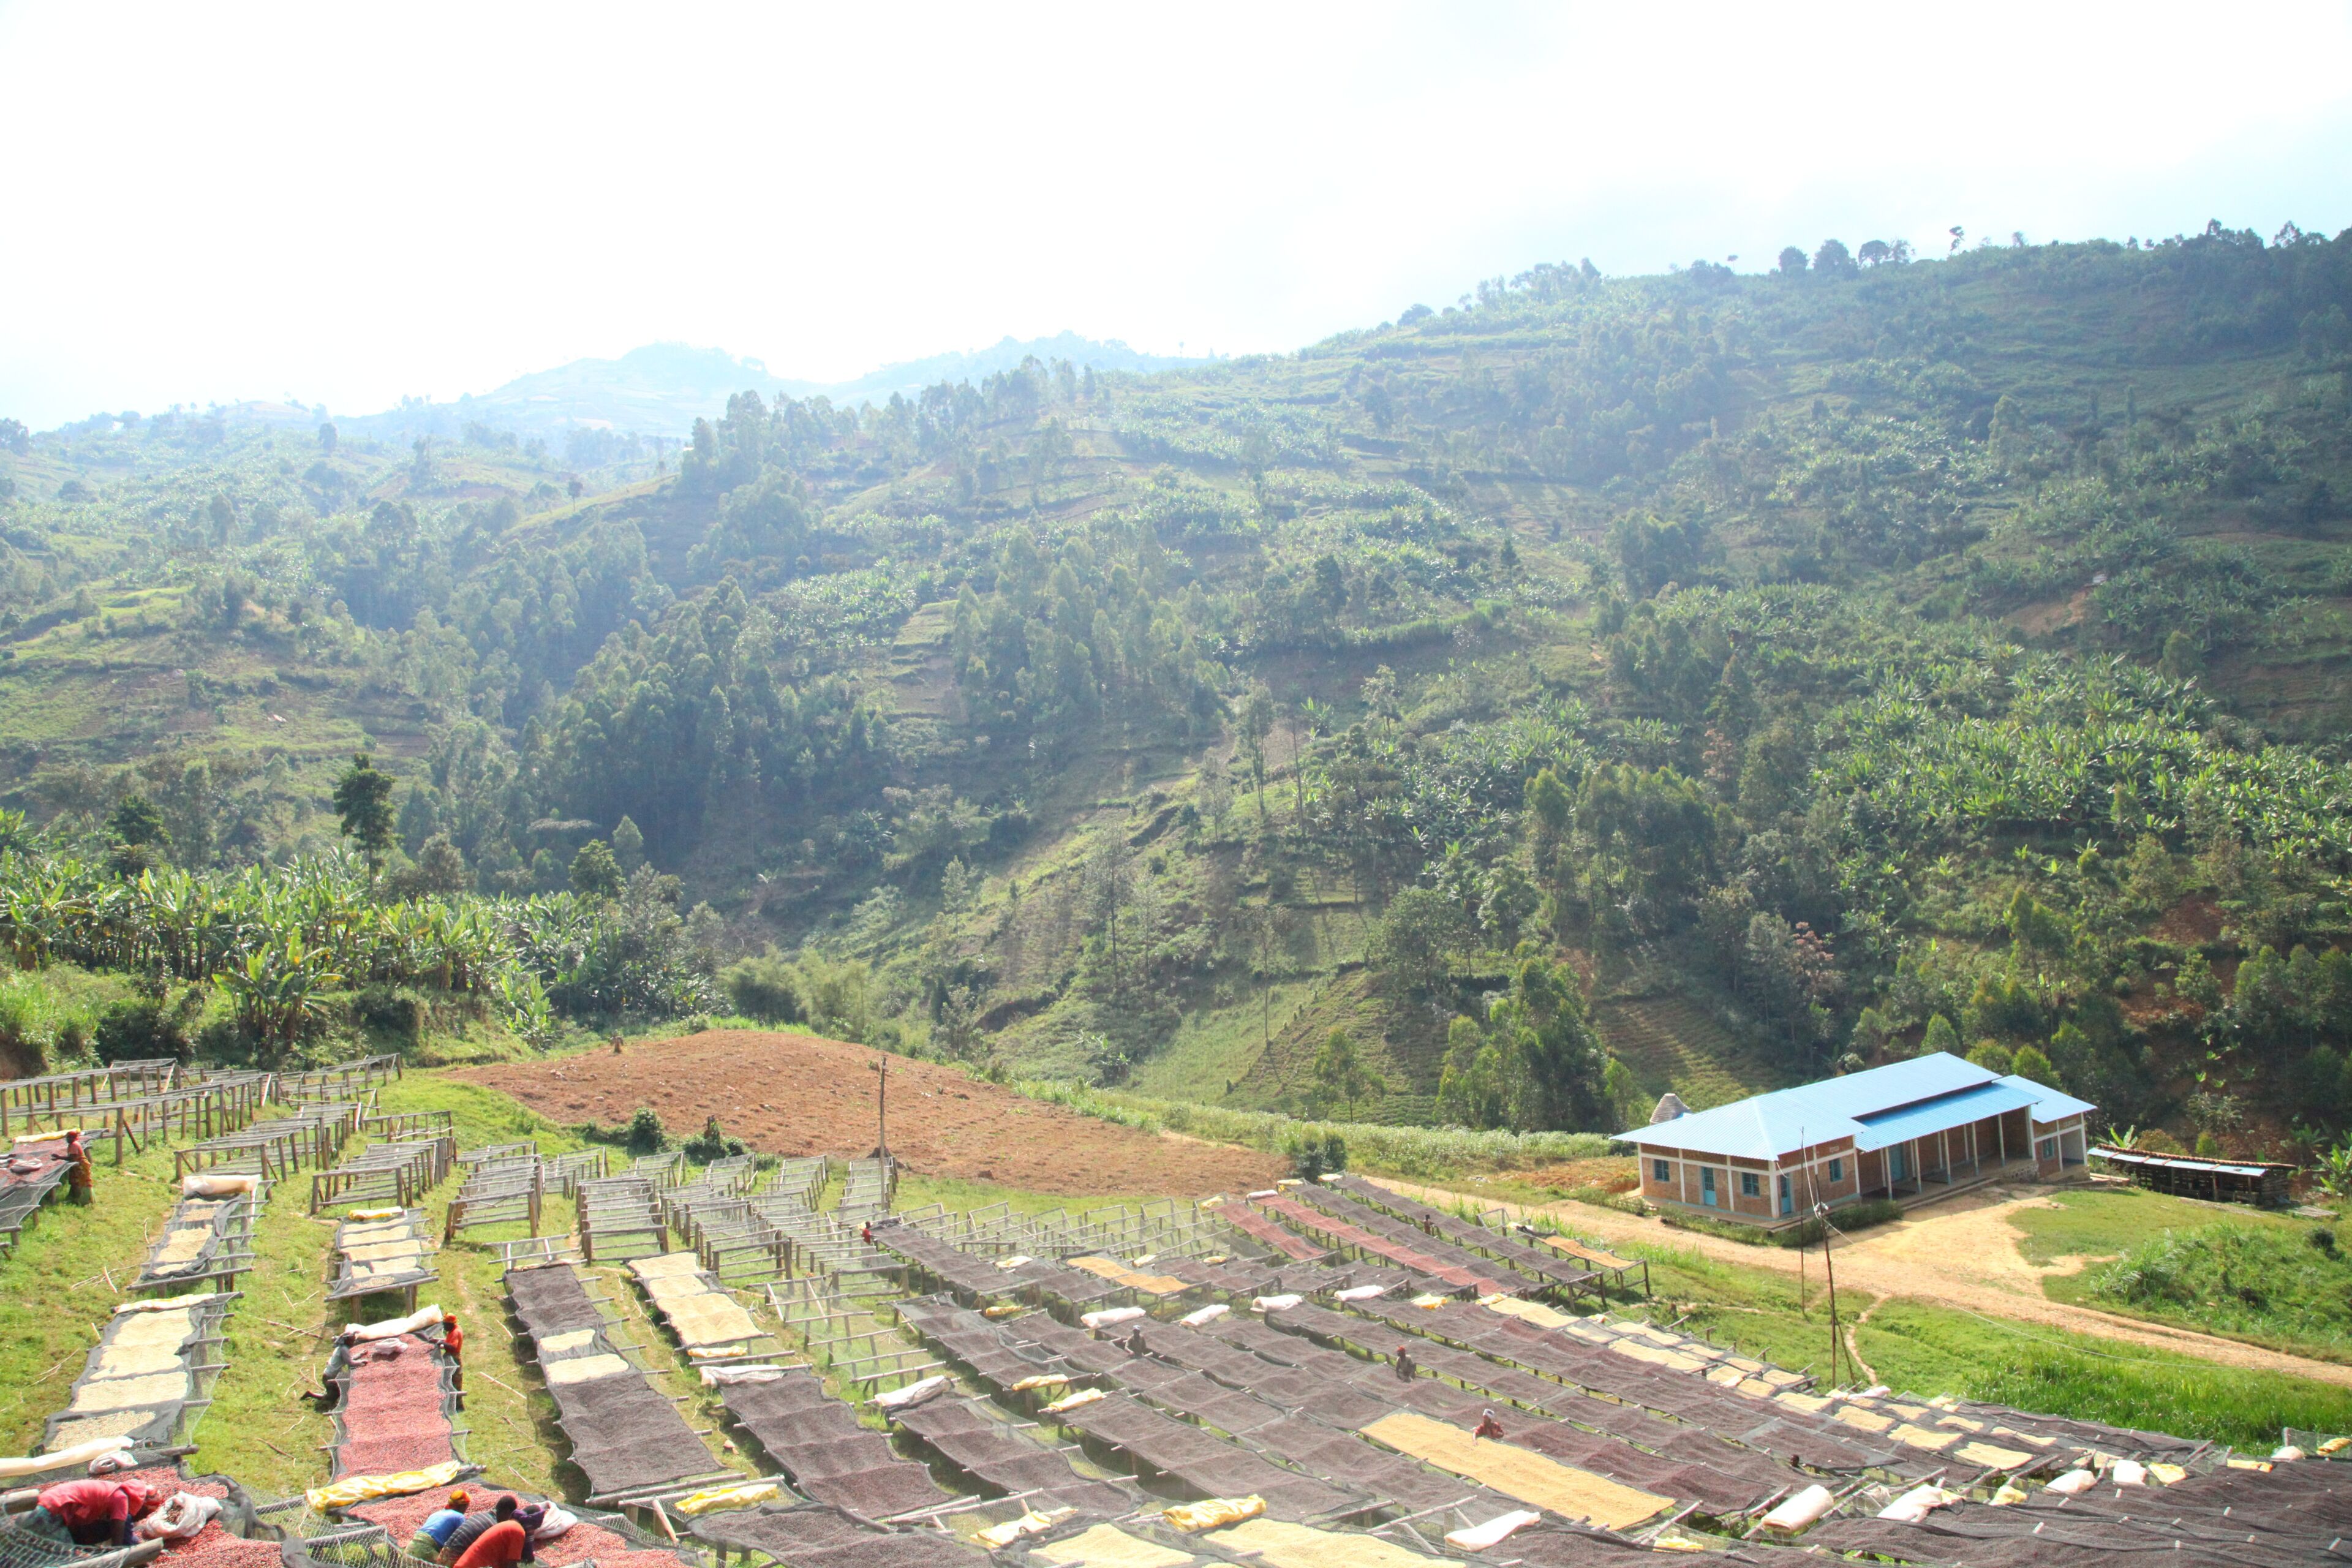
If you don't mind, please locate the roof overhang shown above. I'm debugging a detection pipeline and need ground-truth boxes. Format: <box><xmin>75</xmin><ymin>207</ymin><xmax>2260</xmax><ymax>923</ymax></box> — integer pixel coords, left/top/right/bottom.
<box><xmin>1851</xmin><ymin>1082</ymin><xmax>2040</xmax><ymax>1153</ymax></box>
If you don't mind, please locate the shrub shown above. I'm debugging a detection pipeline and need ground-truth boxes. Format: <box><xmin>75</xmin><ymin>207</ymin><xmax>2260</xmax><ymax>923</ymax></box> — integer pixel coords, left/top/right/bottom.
<box><xmin>1289</xmin><ymin>1132</ymin><xmax>1348</xmax><ymax>1180</ymax></box>
<box><xmin>94</xmin><ymin>994</ymin><xmax>198</xmax><ymax>1065</ymax></box>
<box><xmin>625</xmin><ymin>1106</ymin><xmax>666</xmax><ymax>1156</ymax></box>
<box><xmin>720</xmin><ymin>950</ymin><xmax>803</xmax><ymax>1024</ymax></box>
<box><xmin>352</xmin><ymin>984</ymin><xmax>427</xmax><ymax>1047</ymax></box>
<box><xmin>682</xmin><ymin>1115</ymin><xmax>745</xmax><ymax>1163</ymax></box>
<box><xmin>0</xmin><ymin>989</ymin><xmax>45</xmax><ymax>1077</ymax></box>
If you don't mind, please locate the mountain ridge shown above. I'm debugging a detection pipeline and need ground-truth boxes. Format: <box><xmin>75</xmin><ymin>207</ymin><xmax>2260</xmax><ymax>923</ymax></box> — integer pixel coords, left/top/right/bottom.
<box><xmin>220</xmin><ymin>333</ymin><xmax>1208</xmax><ymax>445</ymax></box>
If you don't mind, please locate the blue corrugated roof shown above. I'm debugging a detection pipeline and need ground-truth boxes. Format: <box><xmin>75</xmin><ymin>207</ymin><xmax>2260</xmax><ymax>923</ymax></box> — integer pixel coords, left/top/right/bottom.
<box><xmin>1999</xmin><ymin>1074</ymin><xmax>2097</xmax><ymax>1123</ymax></box>
<box><xmin>1619</xmin><ymin>1052</ymin><xmax>2089</xmax><ymax>1161</ymax></box>
<box><xmin>1850</xmin><ymin>1081</ymin><xmax>2038</xmax><ymax>1152</ymax></box>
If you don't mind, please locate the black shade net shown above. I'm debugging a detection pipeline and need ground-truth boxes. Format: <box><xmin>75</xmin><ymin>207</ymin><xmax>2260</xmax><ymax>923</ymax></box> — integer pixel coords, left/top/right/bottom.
<box><xmin>890</xmin><ymin>1395</ymin><xmax>1138</xmax><ymax>1517</ymax></box>
<box><xmin>722</xmin><ymin>1371</ymin><xmax>953</xmax><ymax>1521</ymax></box>
<box><xmin>692</xmin><ymin>1503</ymin><xmax>986</xmax><ymax>1567</ymax></box>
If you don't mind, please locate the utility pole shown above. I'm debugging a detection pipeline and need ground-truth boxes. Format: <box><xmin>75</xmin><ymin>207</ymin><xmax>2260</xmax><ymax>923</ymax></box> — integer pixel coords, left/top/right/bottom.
<box><xmin>1815</xmin><ymin>1201</ymin><xmax>1844</xmax><ymax>1385</ymax></box>
<box><xmin>869</xmin><ymin>1057</ymin><xmax>889</xmax><ymax>1160</ymax></box>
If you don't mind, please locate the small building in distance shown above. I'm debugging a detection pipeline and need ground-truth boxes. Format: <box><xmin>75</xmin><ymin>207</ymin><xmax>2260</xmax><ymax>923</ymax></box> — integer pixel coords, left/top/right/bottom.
<box><xmin>1619</xmin><ymin>1052</ymin><xmax>2094</xmax><ymax>1229</ymax></box>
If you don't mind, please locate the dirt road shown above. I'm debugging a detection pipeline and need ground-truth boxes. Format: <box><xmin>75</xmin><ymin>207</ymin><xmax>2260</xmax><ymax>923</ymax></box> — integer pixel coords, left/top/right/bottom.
<box><xmin>1375</xmin><ymin>1177</ymin><xmax>2352</xmax><ymax>1390</ymax></box>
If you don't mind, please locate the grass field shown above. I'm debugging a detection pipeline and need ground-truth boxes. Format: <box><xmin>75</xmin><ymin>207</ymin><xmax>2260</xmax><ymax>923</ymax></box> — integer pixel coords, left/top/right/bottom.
<box><xmin>2008</xmin><ymin>1185</ymin><xmax>2305</xmax><ymax>1267</ymax></box>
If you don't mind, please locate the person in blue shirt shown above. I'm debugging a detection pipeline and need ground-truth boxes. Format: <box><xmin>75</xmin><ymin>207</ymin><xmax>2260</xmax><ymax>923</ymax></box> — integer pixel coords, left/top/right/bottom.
<box><xmin>405</xmin><ymin>1491</ymin><xmax>471</xmax><ymax>1562</ymax></box>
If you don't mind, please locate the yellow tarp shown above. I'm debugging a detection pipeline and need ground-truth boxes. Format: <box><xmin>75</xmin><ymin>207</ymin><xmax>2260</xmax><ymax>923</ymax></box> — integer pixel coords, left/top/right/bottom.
<box><xmin>1212</xmin><ymin>1518</ymin><xmax>1442</xmax><ymax>1567</ymax></box>
<box><xmin>1482</xmin><ymin>1295</ymin><xmax>1573</xmax><ymax>1330</ymax></box>
<box><xmin>1161</xmin><ymin>1496</ymin><xmax>1265</xmax><ymax>1533</ymax></box>
<box><xmin>673</xmin><ymin>1481</ymin><xmax>780</xmax><ymax>1516</ymax></box>
<box><xmin>631</xmin><ymin>1253</ymin><xmax>704</xmax><ymax>1282</ymax></box>
<box><xmin>1031</xmin><ymin>1524</ymin><xmax>1197</xmax><ymax>1568</ymax></box>
<box><xmin>1834</xmin><ymin>1406</ymin><xmax>1894</xmax><ymax>1433</ymax></box>
<box><xmin>1359</xmin><ymin>1412</ymin><xmax>1670</xmax><ymax>1530</ymax></box>
<box><xmin>305</xmin><ymin>1460</ymin><xmax>465</xmax><ymax>1512</ymax></box>
<box><xmin>1993</xmin><ymin>1425</ymin><xmax>2056</xmax><ymax>1447</ymax></box>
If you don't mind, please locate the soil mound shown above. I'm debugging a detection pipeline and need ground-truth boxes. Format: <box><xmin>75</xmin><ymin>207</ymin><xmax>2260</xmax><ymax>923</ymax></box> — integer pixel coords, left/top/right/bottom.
<box><xmin>464</xmin><ymin>1029</ymin><xmax>1284</xmax><ymax>1196</ymax></box>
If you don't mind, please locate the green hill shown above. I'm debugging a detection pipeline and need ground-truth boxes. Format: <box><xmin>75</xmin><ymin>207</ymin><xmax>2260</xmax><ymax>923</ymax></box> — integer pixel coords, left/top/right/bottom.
<box><xmin>6</xmin><ymin>223</ymin><xmax>2352</xmax><ymax>1152</ymax></box>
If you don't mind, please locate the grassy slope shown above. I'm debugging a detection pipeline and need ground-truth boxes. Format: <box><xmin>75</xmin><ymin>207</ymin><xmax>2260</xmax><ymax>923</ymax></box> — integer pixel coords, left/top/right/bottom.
<box><xmin>1607</xmin><ymin>1230</ymin><xmax>2352</xmax><ymax>1450</ymax></box>
<box><xmin>2013</xmin><ymin>1186</ymin><xmax>2352</xmax><ymax>1364</ymax></box>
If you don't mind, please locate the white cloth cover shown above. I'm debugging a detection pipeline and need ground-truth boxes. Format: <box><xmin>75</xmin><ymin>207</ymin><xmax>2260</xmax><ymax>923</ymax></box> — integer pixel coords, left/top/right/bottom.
<box><xmin>1251</xmin><ymin>1294</ymin><xmax>1302</xmax><ymax>1313</ymax></box>
<box><xmin>1333</xmin><ymin>1285</ymin><xmax>1386</xmax><ymax>1301</ymax></box>
<box><xmin>873</xmin><ymin>1374</ymin><xmax>951</xmax><ymax>1409</ymax></box>
<box><xmin>1177</xmin><ymin>1305</ymin><xmax>1229</xmax><ymax>1327</ymax></box>
<box><xmin>181</xmin><ymin>1173</ymin><xmax>258</xmax><ymax>1199</ymax></box>
<box><xmin>0</xmin><ymin>1435</ymin><xmax>134</xmax><ymax>1479</ymax></box>
<box><xmin>533</xmin><ymin>1507</ymin><xmax>578</xmax><ymax>1540</ymax></box>
<box><xmin>1761</xmin><ymin>1484</ymin><xmax>1837</xmax><ymax>1531</ymax></box>
<box><xmin>1081</xmin><ymin>1307</ymin><xmax>1147</xmax><ymax>1330</ymax></box>
<box><xmin>2109</xmin><ymin>1460</ymin><xmax>2149</xmax><ymax>1487</ymax></box>
<box><xmin>2044</xmin><ymin>1469</ymin><xmax>2097</xmax><ymax>1495</ymax></box>
<box><xmin>1444</xmin><ymin>1509</ymin><xmax>1541</xmax><ymax>1550</ymax></box>
<box><xmin>699</xmin><ymin>1364</ymin><xmax>789</xmax><ymax>1387</ymax></box>
<box><xmin>351</xmin><ymin>1303</ymin><xmax>443</xmax><ymax>1343</ymax></box>
<box><xmin>1877</xmin><ymin>1486</ymin><xmax>1956</xmax><ymax>1523</ymax></box>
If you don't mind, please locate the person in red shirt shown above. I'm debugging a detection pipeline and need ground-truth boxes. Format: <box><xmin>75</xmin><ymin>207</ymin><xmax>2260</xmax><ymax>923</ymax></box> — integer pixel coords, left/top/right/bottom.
<box><xmin>26</xmin><ymin>1479</ymin><xmax>160</xmax><ymax>1546</ymax></box>
<box><xmin>1472</xmin><ymin>1409</ymin><xmax>1506</xmax><ymax>1441</ymax></box>
<box><xmin>452</xmin><ymin>1505</ymin><xmax>542</xmax><ymax>1568</ymax></box>
<box><xmin>63</xmin><ymin>1130</ymin><xmax>94</xmax><ymax>1207</ymax></box>
<box><xmin>441</xmin><ymin>1313</ymin><xmax>464</xmax><ymax>1404</ymax></box>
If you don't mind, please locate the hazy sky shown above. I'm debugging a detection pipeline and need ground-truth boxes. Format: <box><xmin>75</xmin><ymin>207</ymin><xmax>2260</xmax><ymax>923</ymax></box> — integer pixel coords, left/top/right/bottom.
<box><xmin>4</xmin><ymin>2</ymin><xmax>2350</xmax><ymax>429</ymax></box>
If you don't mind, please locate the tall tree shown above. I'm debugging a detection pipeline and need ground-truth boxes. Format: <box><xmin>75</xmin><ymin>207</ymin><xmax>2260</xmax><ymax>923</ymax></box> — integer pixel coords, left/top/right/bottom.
<box><xmin>331</xmin><ymin>753</ymin><xmax>396</xmax><ymax>870</ymax></box>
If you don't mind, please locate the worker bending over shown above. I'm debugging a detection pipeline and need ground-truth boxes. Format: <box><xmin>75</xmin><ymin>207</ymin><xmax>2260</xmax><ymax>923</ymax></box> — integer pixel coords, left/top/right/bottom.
<box><xmin>406</xmin><ymin>1491</ymin><xmax>471</xmax><ymax>1561</ymax></box>
<box><xmin>21</xmin><ymin>1479</ymin><xmax>161</xmax><ymax>1546</ymax></box>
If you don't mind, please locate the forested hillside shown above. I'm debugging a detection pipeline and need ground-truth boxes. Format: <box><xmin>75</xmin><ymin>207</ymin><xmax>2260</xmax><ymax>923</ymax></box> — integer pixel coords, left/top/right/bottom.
<box><xmin>6</xmin><ymin>222</ymin><xmax>2352</xmax><ymax>1158</ymax></box>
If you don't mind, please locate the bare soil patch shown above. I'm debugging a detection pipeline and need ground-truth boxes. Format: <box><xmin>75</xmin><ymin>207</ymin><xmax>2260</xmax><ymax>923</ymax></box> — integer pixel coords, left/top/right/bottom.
<box><xmin>1515</xmin><ymin>1156</ymin><xmax>1639</xmax><ymax>1193</ymax></box>
<box><xmin>462</xmin><ymin>1029</ymin><xmax>1284</xmax><ymax>1197</ymax></box>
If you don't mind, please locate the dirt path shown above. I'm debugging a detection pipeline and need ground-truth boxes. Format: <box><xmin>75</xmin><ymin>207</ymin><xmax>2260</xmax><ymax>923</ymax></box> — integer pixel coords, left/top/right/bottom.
<box><xmin>1374</xmin><ymin>1177</ymin><xmax>2352</xmax><ymax>1389</ymax></box>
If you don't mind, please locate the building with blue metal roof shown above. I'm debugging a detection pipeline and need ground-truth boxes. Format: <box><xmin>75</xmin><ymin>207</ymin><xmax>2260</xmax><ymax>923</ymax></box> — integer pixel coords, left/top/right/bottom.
<box><xmin>1619</xmin><ymin>1052</ymin><xmax>2094</xmax><ymax>1227</ymax></box>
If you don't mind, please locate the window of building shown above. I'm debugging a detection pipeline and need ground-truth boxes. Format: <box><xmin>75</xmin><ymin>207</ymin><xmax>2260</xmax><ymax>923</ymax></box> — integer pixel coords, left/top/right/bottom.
<box><xmin>2037</xmin><ymin>1137</ymin><xmax>2058</xmax><ymax>1161</ymax></box>
<box><xmin>1652</xmin><ymin>1159</ymin><xmax>1670</xmax><ymax>1183</ymax></box>
<box><xmin>1827</xmin><ymin>1158</ymin><xmax>1844</xmax><ymax>1183</ymax></box>
<box><xmin>1740</xmin><ymin>1172</ymin><xmax>1760</xmax><ymax>1198</ymax></box>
